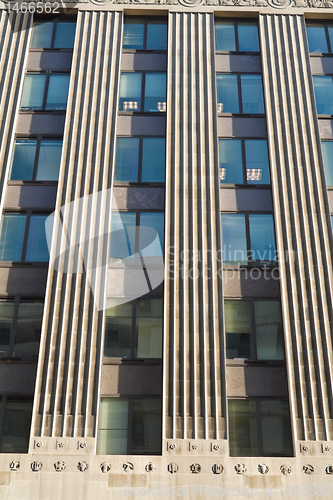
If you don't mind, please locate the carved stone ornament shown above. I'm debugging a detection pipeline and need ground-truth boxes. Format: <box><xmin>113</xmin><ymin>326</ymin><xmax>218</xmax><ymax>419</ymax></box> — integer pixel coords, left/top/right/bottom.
<box><xmin>258</xmin><ymin>464</ymin><xmax>269</xmax><ymax>474</ymax></box>
<box><xmin>86</xmin><ymin>0</ymin><xmax>333</xmax><ymax>8</ymax></box>
<box><xmin>235</xmin><ymin>463</ymin><xmax>247</xmax><ymax>474</ymax></box>
<box><xmin>213</xmin><ymin>444</ymin><xmax>220</xmax><ymax>451</ymax></box>
<box><xmin>31</xmin><ymin>461</ymin><xmax>43</xmax><ymax>472</ymax></box>
<box><xmin>79</xmin><ymin>442</ymin><xmax>87</xmax><ymax>449</ymax></box>
<box><xmin>9</xmin><ymin>461</ymin><xmax>20</xmax><ymax>471</ymax></box>
<box><xmin>168</xmin><ymin>462</ymin><xmax>179</xmax><ymax>474</ymax></box>
<box><xmin>145</xmin><ymin>462</ymin><xmax>156</xmax><ymax>472</ymax></box>
<box><xmin>325</xmin><ymin>446</ymin><xmax>331</xmax><ymax>452</ymax></box>
<box><xmin>54</xmin><ymin>461</ymin><xmax>66</xmax><ymax>472</ymax></box>
<box><xmin>123</xmin><ymin>462</ymin><xmax>134</xmax><ymax>472</ymax></box>
<box><xmin>190</xmin><ymin>463</ymin><xmax>201</xmax><ymax>473</ymax></box>
<box><xmin>303</xmin><ymin>445</ymin><xmax>309</xmax><ymax>451</ymax></box>
<box><xmin>326</xmin><ymin>465</ymin><xmax>333</xmax><ymax>475</ymax></box>
<box><xmin>169</xmin><ymin>443</ymin><xmax>177</xmax><ymax>450</ymax></box>
<box><xmin>303</xmin><ymin>464</ymin><xmax>314</xmax><ymax>474</ymax></box>
<box><xmin>280</xmin><ymin>464</ymin><xmax>292</xmax><ymax>475</ymax></box>
<box><xmin>212</xmin><ymin>464</ymin><xmax>224</xmax><ymax>474</ymax></box>
<box><xmin>100</xmin><ymin>462</ymin><xmax>111</xmax><ymax>473</ymax></box>
<box><xmin>36</xmin><ymin>442</ymin><xmax>43</xmax><ymax>448</ymax></box>
<box><xmin>77</xmin><ymin>461</ymin><xmax>89</xmax><ymax>472</ymax></box>
<box><xmin>57</xmin><ymin>442</ymin><xmax>65</xmax><ymax>448</ymax></box>
<box><xmin>191</xmin><ymin>444</ymin><xmax>198</xmax><ymax>450</ymax></box>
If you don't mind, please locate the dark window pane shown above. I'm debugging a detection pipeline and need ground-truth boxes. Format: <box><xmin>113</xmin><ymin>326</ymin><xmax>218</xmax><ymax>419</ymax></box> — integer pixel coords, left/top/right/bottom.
<box><xmin>132</xmin><ymin>398</ymin><xmax>162</xmax><ymax>454</ymax></box>
<box><xmin>123</xmin><ymin>21</ymin><xmax>144</xmax><ymax>49</ymax></box>
<box><xmin>321</xmin><ymin>141</ymin><xmax>333</xmax><ymax>186</ymax></box>
<box><xmin>0</xmin><ymin>301</ymin><xmax>14</xmax><ymax>358</ymax></box>
<box><xmin>119</xmin><ymin>73</ymin><xmax>142</xmax><ymax>111</ymax></box>
<box><xmin>54</xmin><ymin>22</ymin><xmax>76</xmax><ymax>48</ymax></box>
<box><xmin>21</xmin><ymin>74</ymin><xmax>46</xmax><ymax>110</ymax></box>
<box><xmin>238</xmin><ymin>23</ymin><xmax>259</xmax><ymax>52</ymax></box>
<box><xmin>255</xmin><ymin>301</ymin><xmax>284</xmax><ymax>360</ymax></box>
<box><xmin>313</xmin><ymin>76</ymin><xmax>333</xmax><ymax>115</ymax></box>
<box><xmin>216</xmin><ymin>74</ymin><xmax>239</xmax><ymax>113</ymax></box>
<box><xmin>46</xmin><ymin>74</ymin><xmax>70</xmax><ymax>110</ymax></box>
<box><xmin>228</xmin><ymin>399</ymin><xmax>258</xmax><ymax>456</ymax></box>
<box><xmin>221</xmin><ymin>214</ymin><xmax>247</xmax><ymax>264</ymax></box>
<box><xmin>115</xmin><ymin>137</ymin><xmax>139</xmax><ymax>182</ymax></box>
<box><xmin>97</xmin><ymin>398</ymin><xmax>129</xmax><ymax>454</ymax></box>
<box><xmin>139</xmin><ymin>212</ymin><xmax>164</xmax><ymax>258</ymax></box>
<box><xmin>219</xmin><ymin>139</ymin><xmax>243</xmax><ymax>184</ymax></box>
<box><xmin>110</xmin><ymin>212</ymin><xmax>136</xmax><ymax>261</ymax></box>
<box><xmin>241</xmin><ymin>74</ymin><xmax>264</xmax><ymax>114</ymax></box>
<box><xmin>146</xmin><ymin>22</ymin><xmax>167</xmax><ymax>50</ymax></box>
<box><xmin>225</xmin><ymin>300</ymin><xmax>251</xmax><ymax>359</ymax></box>
<box><xmin>141</xmin><ymin>138</ymin><xmax>165</xmax><ymax>182</ymax></box>
<box><xmin>260</xmin><ymin>400</ymin><xmax>293</xmax><ymax>456</ymax></box>
<box><xmin>104</xmin><ymin>299</ymin><xmax>132</xmax><ymax>358</ymax></box>
<box><xmin>0</xmin><ymin>214</ymin><xmax>26</xmax><ymax>261</ymax></box>
<box><xmin>10</xmin><ymin>140</ymin><xmax>37</xmax><ymax>180</ymax></box>
<box><xmin>144</xmin><ymin>73</ymin><xmax>166</xmax><ymax>112</ymax></box>
<box><xmin>331</xmin><ymin>215</ymin><xmax>333</xmax><ymax>231</ymax></box>
<box><xmin>30</xmin><ymin>21</ymin><xmax>53</xmax><ymax>48</ymax></box>
<box><xmin>36</xmin><ymin>140</ymin><xmax>62</xmax><ymax>181</ymax></box>
<box><xmin>0</xmin><ymin>400</ymin><xmax>32</xmax><ymax>453</ymax></box>
<box><xmin>306</xmin><ymin>23</ymin><xmax>329</xmax><ymax>53</ymax></box>
<box><xmin>13</xmin><ymin>302</ymin><xmax>44</xmax><ymax>359</ymax></box>
<box><xmin>215</xmin><ymin>21</ymin><xmax>236</xmax><ymax>51</ymax></box>
<box><xmin>245</xmin><ymin>140</ymin><xmax>270</xmax><ymax>184</ymax></box>
<box><xmin>249</xmin><ymin>214</ymin><xmax>276</xmax><ymax>265</ymax></box>
<box><xmin>26</xmin><ymin>215</ymin><xmax>50</xmax><ymax>262</ymax></box>
<box><xmin>135</xmin><ymin>298</ymin><xmax>163</xmax><ymax>358</ymax></box>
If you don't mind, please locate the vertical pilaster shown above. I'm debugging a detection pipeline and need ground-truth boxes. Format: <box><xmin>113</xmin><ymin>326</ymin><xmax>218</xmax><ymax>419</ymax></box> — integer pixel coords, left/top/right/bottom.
<box><xmin>260</xmin><ymin>14</ymin><xmax>333</xmax><ymax>445</ymax></box>
<box><xmin>163</xmin><ymin>12</ymin><xmax>226</xmax><ymax>445</ymax></box>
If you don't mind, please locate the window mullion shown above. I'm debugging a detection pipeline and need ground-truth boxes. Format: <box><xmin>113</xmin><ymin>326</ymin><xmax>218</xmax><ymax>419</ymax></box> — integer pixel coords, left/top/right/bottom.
<box><xmin>131</xmin><ymin>300</ymin><xmax>137</xmax><ymax>359</ymax></box>
<box><xmin>141</xmin><ymin>73</ymin><xmax>145</xmax><ymax>112</ymax></box>
<box><xmin>21</xmin><ymin>211</ymin><xmax>31</xmax><ymax>262</ymax></box>
<box><xmin>128</xmin><ymin>397</ymin><xmax>133</xmax><ymax>455</ymax></box>
<box><xmin>237</xmin><ymin>74</ymin><xmax>243</xmax><ymax>114</ymax></box>
<box><xmin>241</xmin><ymin>139</ymin><xmax>247</xmax><ymax>185</ymax></box>
<box><xmin>42</xmin><ymin>72</ymin><xmax>50</xmax><ymax>111</ymax></box>
<box><xmin>257</xmin><ymin>399</ymin><xmax>264</xmax><ymax>456</ymax></box>
<box><xmin>245</xmin><ymin>213</ymin><xmax>251</xmax><ymax>265</ymax></box>
<box><xmin>50</xmin><ymin>20</ymin><xmax>57</xmax><ymax>49</ymax></box>
<box><xmin>250</xmin><ymin>299</ymin><xmax>257</xmax><ymax>361</ymax></box>
<box><xmin>8</xmin><ymin>297</ymin><xmax>20</xmax><ymax>358</ymax></box>
<box><xmin>0</xmin><ymin>395</ymin><xmax>7</xmax><ymax>452</ymax></box>
<box><xmin>32</xmin><ymin>136</ymin><xmax>42</xmax><ymax>181</ymax></box>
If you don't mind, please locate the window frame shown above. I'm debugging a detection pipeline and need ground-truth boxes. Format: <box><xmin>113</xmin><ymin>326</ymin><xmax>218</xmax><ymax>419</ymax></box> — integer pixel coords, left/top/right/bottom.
<box><xmin>306</xmin><ymin>21</ymin><xmax>333</xmax><ymax>55</ymax></box>
<box><xmin>216</xmin><ymin>72</ymin><xmax>265</xmax><ymax>116</ymax></box>
<box><xmin>20</xmin><ymin>71</ymin><xmax>70</xmax><ymax>113</ymax></box>
<box><xmin>312</xmin><ymin>73</ymin><xmax>333</xmax><ymax>117</ymax></box>
<box><xmin>30</xmin><ymin>16</ymin><xmax>77</xmax><ymax>51</ymax></box>
<box><xmin>122</xmin><ymin>16</ymin><xmax>168</xmax><ymax>52</ymax></box>
<box><xmin>118</xmin><ymin>71</ymin><xmax>167</xmax><ymax>114</ymax></box>
<box><xmin>214</xmin><ymin>18</ymin><xmax>260</xmax><ymax>54</ymax></box>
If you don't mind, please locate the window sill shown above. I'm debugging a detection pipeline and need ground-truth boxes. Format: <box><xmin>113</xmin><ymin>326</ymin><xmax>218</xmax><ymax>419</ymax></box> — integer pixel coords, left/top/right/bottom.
<box><xmin>217</xmin><ymin>113</ymin><xmax>265</xmax><ymax>117</ymax></box>
<box><xmin>113</xmin><ymin>182</ymin><xmax>165</xmax><ymax>187</ymax></box>
<box><xmin>310</xmin><ymin>52</ymin><xmax>333</xmax><ymax>57</ymax></box>
<box><xmin>222</xmin><ymin>264</ymin><xmax>278</xmax><ymax>269</ymax></box>
<box><xmin>29</xmin><ymin>48</ymin><xmax>74</xmax><ymax>52</ymax></box>
<box><xmin>0</xmin><ymin>358</ymin><xmax>38</xmax><ymax>364</ymax></box>
<box><xmin>122</xmin><ymin>49</ymin><xmax>167</xmax><ymax>54</ymax></box>
<box><xmin>0</xmin><ymin>262</ymin><xmax>49</xmax><ymax>268</ymax></box>
<box><xmin>317</xmin><ymin>115</ymin><xmax>333</xmax><ymax>118</ymax></box>
<box><xmin>8</xmin><ymin>181</ymin><xmax>58</xmax><ymax>186</ymax></box>
<box><xmin>19</xmin><ymin>110</ymin><xmax>67</xmax><ymax>115</ymax></box>
<box><xmin>215</xmin><ymin>51</ymin><xmax>260</xmax><ymax>55</ymax></box>
<box><xmin>103</xmin><ymin>357</ymin><xmax>162</xmax><ymax>365</ymax></box>
<box><xmin>226</xmin><ymin>359</ymin><xmax>285</xmax><ymax>367</ymax></box>
<box><xmin>118</xmin><ymin>111</ymin><xmax>166</xmax><ymax>116</ymax></box>
<box><xmin>220</xmin><ymin>184</ymin><xmax>271</xmax><ymax>189</ymax></box>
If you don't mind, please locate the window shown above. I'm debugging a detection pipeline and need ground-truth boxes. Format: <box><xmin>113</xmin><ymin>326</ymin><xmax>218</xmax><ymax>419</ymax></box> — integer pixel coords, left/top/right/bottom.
<box><xmin>321</xmin><ymin>141</ymin><xmax>333</xmax><ymax>185</ymax></box>
<box><xmin>97</xmin><ymin>397</ymin><xmax>162</xmax><ymax>455</ymax></box>
<box><xmin>313</xmin><ymin>76</ymin><xmax>333</xmax><ymax>115</ymax></box>
<box><xmin>123</xmin><ymin>18</ymin><xmax>167</xmax><ymax>50</ymax></box>
<box><xmin>221</xmin><ymin>213</ymin><xmax>276</xmax><ymax>265</ymax></box>
<box><xmin>31</xmin><ymin>19</ymin><xmax>76</xmax><ymax>49</ymax></box>
<box><xmin>0</xmin><ymin>299</ymin><xmax>44</xmax><ymax>359</ymax></box>
<box><xmin>228</xmin><ymin>399</ymin><xmax>293</xmax><ymax>457</ymax></box>
<box><xmin>0</xmin><ymin>398</ymin><xmax>33</xmax><ymax>453</ymax></box>
<box><xmin>119</xmin><ymin>73</ymin><xmax>166</xmax><ymax>112</ymax></box>
<box><xmin>306</xmin><ymin>22</ymin><xmax>333</xmax><ymax>54</ymax></box>
<box><xmin>114</xmin><ymin>137</ymin><xmax>165</xmax><ymax>183</ymax></box>
<box><xmin>20</xmin><ymin>73</ymin><xmax>70</xmax><ymax>110</ymax></box>
<box><xmin>219</xmin><ymin>139</ymin><xmax>270</xmax><ymax>185</ymax></box>
<box><xmin>0</xmin><ymin>213</ymin><xmax>53</xmax><ymax>262</ymax></box>
<box><xmin>104</xmin><ymin>297</ymin><xmax>163</xmax><ymax>359</ymax></box>
<box><xmin>225</xmin><ymin>299</ymin><xmax>284</xmax><ymax>360</ymax></box>
<box><xmin>216</xmin><ymin>74</ymin><xmax>264</xmax><ymax>114</ymax></box>
<box><xmin>215</xmin><ymin>20</ymin><xmax>259</xmax><ymax>52</ymax></box>
<box><xmin>110</xmin><ymin>211</ymin><xmax>164</xmax><ymax>262</ymax></box>
<box><xmin>9</xmin><ymin>138</ymin><xmax>62</xmax><ymax>181</ymax></box>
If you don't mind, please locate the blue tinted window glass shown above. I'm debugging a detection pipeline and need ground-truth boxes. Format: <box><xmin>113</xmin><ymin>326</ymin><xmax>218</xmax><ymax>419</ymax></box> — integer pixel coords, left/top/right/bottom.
<box><xmin>110</xmin><ymin>212</ymin><xmax>136</xmax><ymax>261</ymax></box>
<box><xmin>215</xmin><ymin>21</ymin><xmax>236</xmax><ymax>51</ymax></box>
<box><xmin>144</xmin><ymin>73</ymin><xmax>166</xmax><ymax>112</ymax></box>
<box><xmin>331</xmin><ymin>215</ymin><xmax>333</xmax><ymax>232</ymax></box>
<box><xmin>0</xmin><ymin>215</ymin><xmax>26</xmax><ymax>261</ymax></box>
<box><xmin>249</xmin><ymin>214</ymin><xmax>276</xmax><ymax>265</ymax></box>
<box><xmin>30</xmin><ymin>21</ymin><xmax>53</xmax><ymax>48</ymax></box>
<box><xmin>123</xmin><ymin>21</ymin><xmax>144</xmax><ymax>49</ymax></box>
<box><xmin>142</xmin><ymin>138</ymin><xmax>165</xmax><ymax>182</ymax></box>
<box><xmin>46</xmin><ymin>74</ymin><xmax>70</xmax><ymax>110</ymax></box>
<box><xmin>21</xmin><ymin>74</ymin><xmax>46</xmax><ymax>110</ymax></box>
<box><xmin>36</xmin><ymin>140</ymin><xmax>62</xmax><ymax>181</ymax></box>
<box><xmin>115</xmin><ymin>138</ymin><xmax>140</xmax><ymax>182</ymax></box>
<box><xmin>54</xmin><ymin>22</ymin><xmax>76</xmax><ymax>48</ymax></box>
<box><xmin>26</xmin><ymin>215</ymin><xmax>51</xmax><ymax>262</ymax></box>
<box><xmin>216</xmin><ymin>74</ymin><xmax>239</xmax><ymax>113</ymax></box>
<box><xmin>321</xmin><ymin>141</ymin><xmax>333</xmax><ymax>186</ymax></box>
<box><xmin>119</xmin><ymin>73</ymin><xmax>142</xmax><ymax>111</ymax></box>
<box><xmin>313</xmin><ymin>76</ymin><xmax>333</xmax><ymax>115</ymax></box>
<box><xmin>306</xmin><ymin>23</ymin><xmax>329</xmax><ymax>53</ymax></box>
<box><xmin>245</xmin><ymin>140</ymin><xmax>270</xmax><ymax>185</ymax></box>
<box><xmin>238</xmin><ymin>23</ymin><xmax>259</xmax><ymax>52</ymax></box>
<box><xmin>139</xmin><ymin>212</ymin><xmax>164</xmax><ymax>257</ymax></box>
<box><xmin>329</xmin><ymin>27</ymin><xmax>333</xmax><ymax>53</ymax></box>
<box><xmin>241</xmin><ymin>75</ymin><xmax>264</xmax><ymax>114</ymax></box>
<box><xmin>147</xmin><ymin>22</ymin><xmax>167</xmax><ymax>50</ymax></box>
<box><xmin>10</xmin><ymin>140</ymin><xmax>37</xmax><ymax>180</ymax></box>
<box><xmin>221</xmin><ymin>214</ymin><xmax>247</xmax><ymax>265</ymax></box>
<box><xmin>219</xmin><ymin>139</ymin><xmax>243</xmax><ymax>184</ymax></box>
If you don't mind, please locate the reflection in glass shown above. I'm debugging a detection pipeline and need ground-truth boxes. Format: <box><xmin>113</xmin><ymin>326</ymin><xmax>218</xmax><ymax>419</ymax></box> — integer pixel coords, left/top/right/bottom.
<box><xmin>219</xmin><ymin>140</ymin><xmax>243</xmax><ymax>184</ymax></box>
<box><xmin>146</xmin><ymin>22</ymin><xmax>167</xmax><ymax>50</ymax></box>
<box><xmin>97</xmin><ymin>398</ymin><xmax>129</xmax><ymax>455</ymax></box>
<box><xmin>215</xmin><ymin>21</ymin><xmax>236</xmax><ymax>51</ymax></box>
<box><xmin>0</xmin><ymin>302</ymin><xmax>14</xmax><ymax>358</ymax></box>
<box><xmin>238</xmin><ymin>22</ymin><xmax>259</xmax><ymax>51</ymax></box>
<box><xmin>132</xmin><ymin>398</ymin><xmax>162</xmax><ymax>454</ymax></box>
<box><xmin>329</xmin><ymin>27</ymin><xmax>333</xmax><ymax>52</ymax></box>
<box><xmin>26</xmin><ymin>215</ymin><xmax>50</xmax><ymax>262</ymax></box>
<box><xmin>321</xmin><ymin>141</ymin><xmax>333</xmax><ymax>186</ymax></box>
<box><xmin>115</xmin><ymin>138</ymin><xmax>140</xmax><ymax>182</ymax></box>
<box><xmin>10</xmin><ymin>140</ymin><xmax>37</xmax><ymax>180</ymax></box>
<box><xmin>241</xmin><ymin>74</ymin><xmax>264</xmax><ymax>114</ymax></box>
<box><xmin>224</xmin><ymin>300</ymin><xmax>251</xmax><ymax>359</ymax></box>
<box><xmin>142</xmin><ymin>138</ymin><xmax>165</xmax><ymax>182</ymax></box>
<box><xmin>249</xmin><ymin>214</ymin><xmax>276</xmax><ymax>265</ymax></box>
<box><xmin>54</xmin><ymin>22</ymin><xmax>76</xmax><ymax>49</ymax></box>
<box><xmin>21</xmin><ymin>74</ymin><xmax>46</xmax><ymax>110</ymax></box>
<box><xmin>255</xmin><ymin>301</ymin><xmax>284</xmax><ymax>360</ymax></box>
<box><xmin>0</xmin><ymin>400</ymin><xmax>33</xmax><ymax>453</ymax></box>
<box><xmin>313</xmin><ymin>76</ymin><xmax>333</xmax><ymax>115</ymax></box>
<box><xmin>136</xmin><ymin>298</ymin><xmax>163</xmax><ymax>358</ymax></box>
<box><xmin>260</xmin><ymin>400</ymin><xmax>293</xmax><ymax>456</ymax></box>
<box><xmin>36</xmin><ymin>140</ymin><xmax>62</xmax><ymax>181</ymax></box>
<box><xmin>306</xmin><ymin>23</ymin><xmax>329</xmax><ymax>53</ymax></box>
<box><xmin>30</xmin><ymin>21</ymin><xmax>53</xmax><ymax>48</ymax></box>
<box><xmin>228</xmin><ymin>399</ymin><xmax>258</xmax><ymax>456</ymax></box>
<box><xmin>123</xmin><ymin>21</ymin><xmax>144</xmax><ymax>49</ymax></box>
<box><xmin>139</xmin><ymin>212</ymin><xmax>164</xmax><ymax>257</ymax></box>
<box><xmin>46</xmin><ymin>74</ymin><xmax>70</xmax><ymax>110</ymax></box>
<box><xmin>0</xmin><ymin>214</ymin><xmax>26</xmax><ymax>261</ymax></box>
<box><xmin>245</xmin><ymin>140</ymin><xmax>270</xmax><ymax>184</ymax></box>
<box><xmin>221</xmin><ymin>214</ymin><xmax>247</xmax><ymax>264</ymax></box>
<box><xmin>216</xmin><ymin>74</ymin><xmax>239</xmax><ymax>113</ymax></box>
<box><xmin>119</xmin><ymin>73</ymin><xmax>142</xmax><ymax>111</ymax></box>
<box><xmin>14</xmin><ymin>302</ymin><xmax>43</xmax><ymax>359</ymax></box>
<box><xmin>144</xmin><ymin>73</ymin><xmax>167</xmax><ymax>112</ymax></box>
<box><xmin>110</xmin><ymin>212</ymin><xmax>136</xmax><ymax>261</ymax></box>
<box><xmin>104</xmin><ymin>299</ymin><xmax>132</xmax><ymax>358</ymax></box>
